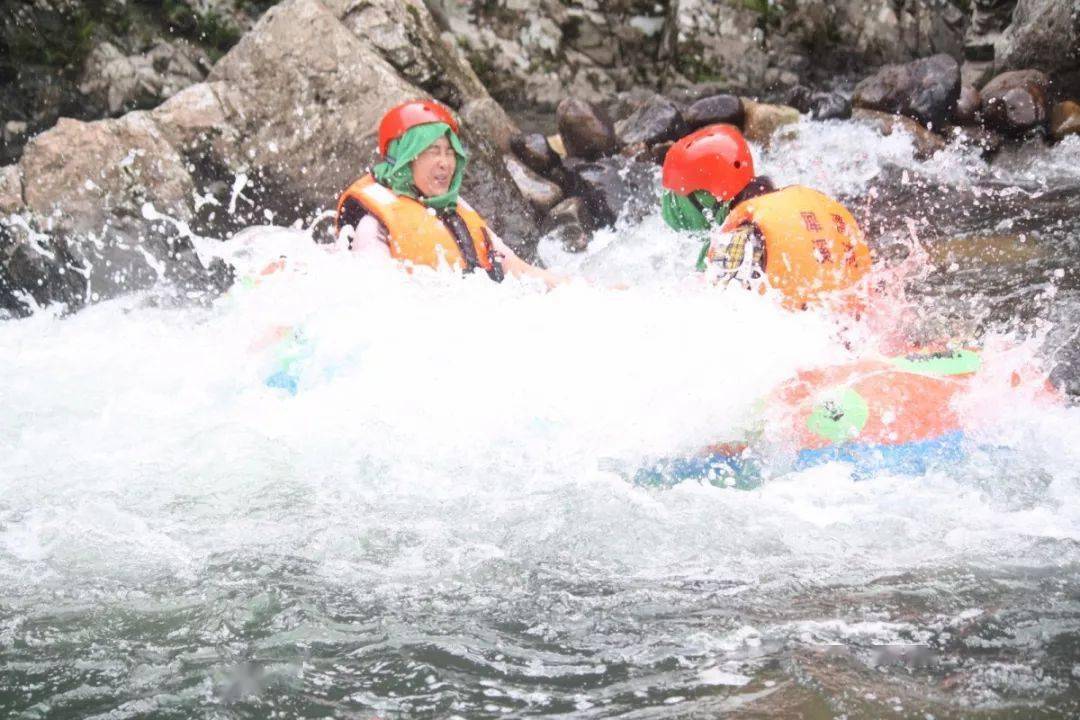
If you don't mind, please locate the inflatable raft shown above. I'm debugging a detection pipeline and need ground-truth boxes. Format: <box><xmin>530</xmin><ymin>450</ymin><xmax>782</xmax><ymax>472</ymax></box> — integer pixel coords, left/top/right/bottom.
<box><xmin>636</xmin><ymin>347</ymin><xmax>1050</xmax><ymax>488</ymax></box>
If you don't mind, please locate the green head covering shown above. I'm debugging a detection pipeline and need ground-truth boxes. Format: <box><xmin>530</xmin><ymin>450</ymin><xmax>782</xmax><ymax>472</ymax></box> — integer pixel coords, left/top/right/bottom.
<box><xmin>660</xmin><ymin>190</ymin><xmax>731</xmax><ymax>271</ymax></box>
<box><xmin>372</xmin><ymin>122</ymin><xmax>468</xmax><ymax>211</ymax></box>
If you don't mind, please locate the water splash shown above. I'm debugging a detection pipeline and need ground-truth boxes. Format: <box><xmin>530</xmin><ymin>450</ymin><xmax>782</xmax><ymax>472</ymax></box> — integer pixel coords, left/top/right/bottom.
<box><xmin>2</xmin><ymin>119</ymin><xmax>1079</xmax><ymax>719</ymax></box>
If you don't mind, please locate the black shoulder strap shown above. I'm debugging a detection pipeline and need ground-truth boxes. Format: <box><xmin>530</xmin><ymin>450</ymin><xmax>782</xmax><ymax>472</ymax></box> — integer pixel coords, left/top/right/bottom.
<box><xmin>337</xmin><ymin>197</ymin><xmax>368</xmax><ymax>233</ymax></box>
<box><xmin>439</xmin><ymin>209</ymin><xmax>504</xmax><ymax>282</ymax></box>
<box><xmin>480</xmin><ymin>229</ymin><xmax>505</xmax><ymax>283</ymax></box>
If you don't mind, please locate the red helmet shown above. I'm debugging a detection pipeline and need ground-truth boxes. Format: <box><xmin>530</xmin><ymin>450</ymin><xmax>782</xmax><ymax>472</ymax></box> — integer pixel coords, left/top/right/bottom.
<box><xmin>662</xmin><ymin>124</ymin><xmax>754</xmax><ymax>202</ymax></box>
<box><xmin>378</xmin><ymin>100</ymin><xmax>459</xmax><ymax>157</ymax></box>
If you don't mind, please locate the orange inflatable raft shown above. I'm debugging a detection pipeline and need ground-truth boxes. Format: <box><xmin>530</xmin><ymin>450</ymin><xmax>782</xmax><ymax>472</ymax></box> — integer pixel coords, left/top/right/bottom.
<box><xmin>637</xmin><ymin>348</ymin><xmax>1056</xmax><ymax>488</ymax></box>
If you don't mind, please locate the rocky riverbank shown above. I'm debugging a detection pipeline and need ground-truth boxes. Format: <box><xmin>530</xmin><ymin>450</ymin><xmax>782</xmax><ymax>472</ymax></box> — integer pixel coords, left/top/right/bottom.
<box><xmin>2</xmin><ymin>0</ymin><xmax>1079</xmax><ymax>317</ymax></box>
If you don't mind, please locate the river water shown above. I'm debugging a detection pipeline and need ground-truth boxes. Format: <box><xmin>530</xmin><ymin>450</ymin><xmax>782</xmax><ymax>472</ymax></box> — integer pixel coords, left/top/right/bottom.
<box><xmin>2</xmin><ymin>120</ymin><xmax>1079</xmax><ymax>718</ymax></box>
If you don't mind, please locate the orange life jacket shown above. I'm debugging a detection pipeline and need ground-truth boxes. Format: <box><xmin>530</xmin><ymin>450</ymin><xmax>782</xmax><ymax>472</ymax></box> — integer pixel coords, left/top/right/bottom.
<box><xmin>335</xmin><ymin>174</ymin><xmax>496</xmax><ymax>274</ymax></box>
<box><xmin>716</xmin><ymin>185</ymin><xmax>872</xmax><ymax>309</ymax></box>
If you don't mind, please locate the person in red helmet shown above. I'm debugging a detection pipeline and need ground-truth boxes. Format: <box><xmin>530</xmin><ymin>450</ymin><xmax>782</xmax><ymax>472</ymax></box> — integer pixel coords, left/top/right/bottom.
<box><xmin>336</xmin><ymin>99</ymin><xmax>563</xmax><ymax>287</ymax></box>
<box><xmin>661</xmin><ymin>124</ymin><xmax>872</xmax><ymax>310</ymax></box>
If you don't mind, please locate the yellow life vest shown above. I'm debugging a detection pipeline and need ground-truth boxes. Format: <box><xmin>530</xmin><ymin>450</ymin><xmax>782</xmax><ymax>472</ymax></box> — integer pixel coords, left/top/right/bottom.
<box><xmin>335</xmin><ymin>174</ymin><xmax>496</xmax><ymax>273</ymax></box>
<box><xmin>717</xmin><ymin>185</ymin><xmax>872</xmax><ymax>308</ymax></box>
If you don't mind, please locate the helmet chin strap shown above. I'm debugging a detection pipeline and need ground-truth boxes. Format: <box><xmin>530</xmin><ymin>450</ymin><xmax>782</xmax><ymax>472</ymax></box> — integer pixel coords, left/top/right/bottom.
<box><xmin>688</xmin><ymin>190</ymin><xmax>728</xmax><ymax>225</ymax></box>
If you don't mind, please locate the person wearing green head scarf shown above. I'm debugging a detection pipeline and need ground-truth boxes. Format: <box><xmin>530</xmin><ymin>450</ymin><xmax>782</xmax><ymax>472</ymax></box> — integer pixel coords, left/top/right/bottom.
<box><xmin>372</xmin><ymin>122</ymin><xmax>469</xmax><ymax>212</ymax></box>
<box><xmin>660</xmin><ymin>188</ymin><xmax>732</xmax><ymax>271</ymax></box>
<box><xmin>336</xmin><ymin>100</ymin><xmax>565</xmax><ymax>288</ymax></box>
<box><xmin>659</xmin><ymin>124</ymin><xmax>775</xmax><ymax>275</ymax></box>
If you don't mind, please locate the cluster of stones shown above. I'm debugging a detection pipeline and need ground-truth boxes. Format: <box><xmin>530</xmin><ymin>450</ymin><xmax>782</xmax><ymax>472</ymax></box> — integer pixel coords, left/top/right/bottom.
<box><xmin>4</xmin><ymin>0</ymin><xmax>1079</xmax><ymax>317</ymax></box>
<box><xmin>437</xmin><ymin>0</ymin><xmax>976</xmax><ymax>110</ymax></box>
<box><xmin>850</xmin><ymin>53</ymin><xmax>1080</xmax><ymax>160</ymax></box>
<box><xmin>504</xmin><ymin>91</ymin><xmax>802</xmax><ymax>252</ymax></box>
<box><xmin>505</xmin><ymin>26</ymin><xmax>1080</xmax><ymax>255</ymax></box>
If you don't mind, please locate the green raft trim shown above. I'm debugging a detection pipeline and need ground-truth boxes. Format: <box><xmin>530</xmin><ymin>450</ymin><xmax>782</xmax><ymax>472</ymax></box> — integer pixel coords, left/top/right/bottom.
<box><xmin>806</xmin><ymin>388</ymin><xmax>870</xmax><ymax>443</ymax></box>
<box><xmin>889</xmin><ymin>348</ymin><xmax>981</xmax><ymax>376</ymax></box>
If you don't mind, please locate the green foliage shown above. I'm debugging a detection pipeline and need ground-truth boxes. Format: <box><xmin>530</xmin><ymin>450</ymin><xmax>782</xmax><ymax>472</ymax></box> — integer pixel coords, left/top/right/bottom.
<box><xmin>742</xmin><ymin>0</ymin><xmax>785</xmax><ymax>27</ymax></box>
<box><xmin>678</xmin><ymin>53</ymin><xmax>729</xmax><ymax>85</ymax></box>
<box><xmin>0</xmin><ymin>0</ymin><xmax>258</xmax><ymax>76</ymax></box>
<box><xmin>473</xmin><ymin>0</ymin><xmax>520</xmax><ymax>28</ymax></box>
<box><xmin>150</xmin><ymin>0</ymin><xmax>242</xmax><ymax>55</ymax></box>
<box><xmin>2</xmin><ymin>1</ymin><xmax>106</xmax><ymax>71</ymax></box>
<box><xmin>466</xmin><ymin>49</ymin><xmax>492</xmax><ymax>81</ymax></box>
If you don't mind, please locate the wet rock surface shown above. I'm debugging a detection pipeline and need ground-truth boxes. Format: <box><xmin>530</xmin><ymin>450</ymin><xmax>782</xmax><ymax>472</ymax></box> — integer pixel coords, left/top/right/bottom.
<box><xmin>980</xmin><ymin>69</ymin><xmax>1050</xmax><ymax>135</ymax></box>
<box><xmin>0</xmin><ymin>214</ymin><xmax>234</xmax><ymax>319</ymax></box>
<box><xmin>614</xmin><ymin>98</ymin><xmax>687</xmax><ymax>148</ymax></box>
<box><xmin>556</xmin><ymin>98</ymin><xmax>617</xmax><ymax>160</ymax></box>
<box><xmin>1050</xmin><ymin>100</ymin><xmax>1080</xmax><ymax>141</ymax></box>
<box><xmin>1</xmin><ymin>223</ymin><xmax>88</xmax><ymax>318</ymax></box>
<box><xmin>683</xmin><ymin>94</ymin><xmax>745</xmax><ymax>130</ymax></box>
<box><xmin>852</xmin><ymin>108</ymin><xmax>947</xmax><ymax>159</ymax></box>
<box><xmin>19</xmin><ymin>114</ymin><xmax>194</xmax><ymax>235</ymax></box>
<box><xmin>541</xmin><ymin>197</ymin><xmax>593</xmax><ymax>253</ymax></box>
<box><xmin>565</xmin><ymin>157</ymin><xmax>657</xmax><ymax>229</ymax></box>
<box><xmin>0</xmin><ymin>166</ymin><xmax>23</xmax><ymax>215</ymax></box>
<box><xmin>809</xmin><ymin>92</ymin><xmax>853</xmax><ymax>121</ymax></box>
<box><xmin>952</xmin><ymin>85</ymin><xmax>982</xmax><ymax>125</ymax></box>
<box><xmin>510</xmin><ymin>134</ymin><xmax>561</xmax><ymax>176</ymax></box>
<box><xmin>994</xmin><ymin>0</ymin><xmax>1080</xmax><ymax>81</ymax></box>
<box><xmin>3</xmin><ymin>112</ymin><xmax>232</xmax><ymax>317</ymax></box>
<box><xmin>853</xmin><ymin>54</ymin><xmax>962</xmax><ymax>128</ymax></box>
<box><xmin>149</xmin><ymin>82</ymin><xmax>243</xmax><ymax>164</ymax></box>
<box><xmin>503</xmin><ymin>155</ymin><xmax>563</xmax><ymax>214</ymax></box>
<box><xmin>741</xmin><ymin>100</ymin><xmax>801</xmax><ymax>145</ymax></box>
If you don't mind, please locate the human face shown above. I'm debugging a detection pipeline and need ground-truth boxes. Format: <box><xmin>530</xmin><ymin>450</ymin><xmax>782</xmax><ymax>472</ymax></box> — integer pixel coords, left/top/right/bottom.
<box><xmin>411</xmin><ymin>135</ymin><xmax>456</xmax><ymax>197</ymax></box>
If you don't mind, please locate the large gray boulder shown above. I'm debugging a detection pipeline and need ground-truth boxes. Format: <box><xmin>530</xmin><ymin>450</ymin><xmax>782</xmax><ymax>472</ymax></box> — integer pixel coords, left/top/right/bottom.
<box><xmin>853</xmin><ymin>54</ymin><xmax>962</xmax><ymax>128</ymax></box>
<box><xmin>207</xmin><ymin>0</ymin><xmax>538</xmax><ymax>249</ymax></box>
<box><xmin>80</xmin><ymin>40</ymin><xmax>211</xmax><ymax>116</ymax></box>
<box><xmin>330</xmin><ymin>0</ymin><xmax>523</xmax><ymax>154</ymax></box>
<box><xmin>5</xmin><ymin>112</ymin><xmax>232</xmax><ymax>317</ymax></box>
<box><xmin>20</xmin><ymin>114</ymin><xmax>194</xmax><ymax>234</ymax></box>
<box><xmin>994</xmin><ymin>0</ymin><xmax>1080</xmax><ymax>80</ymax></box>
<box><xmin>207</xmin><ymin>0</ymin><xmax>418</xmax><ymax>206</ymax></box>
<box><xmin>150</xmin><ymin>81</ymin><xmax>244</xmax><ymax>164</ymax></box>
<box><xmin>980</xmin><ymin>69</ymin><xmax>1051</xmax><ymax>135</ymax></box>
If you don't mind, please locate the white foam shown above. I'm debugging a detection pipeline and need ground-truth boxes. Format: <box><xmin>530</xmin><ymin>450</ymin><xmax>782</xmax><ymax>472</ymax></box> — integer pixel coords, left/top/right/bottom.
<box><xmin>1</xmin><ymin>122</ymin><xmax>1079</xmax><ymax>615</ymax></box>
